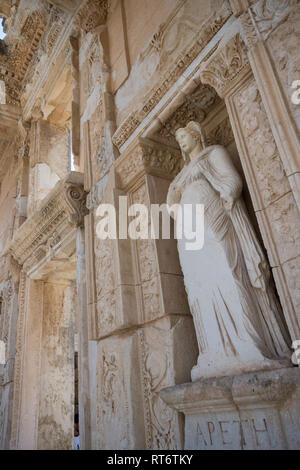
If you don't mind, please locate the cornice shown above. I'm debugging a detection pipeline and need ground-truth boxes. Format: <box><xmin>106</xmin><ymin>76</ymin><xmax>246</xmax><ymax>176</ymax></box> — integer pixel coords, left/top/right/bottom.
<box><xmin>9</xmin><ymin>172</ymin><xmax>88</xmax><ymax>278</ymax></box>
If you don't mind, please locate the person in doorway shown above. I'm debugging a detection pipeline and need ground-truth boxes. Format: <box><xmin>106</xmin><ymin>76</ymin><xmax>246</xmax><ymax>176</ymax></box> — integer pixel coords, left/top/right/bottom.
<box><xmin>74</xmin><ymin>414</ymin><xmax>80</xmax><ymax>450</ymax></box>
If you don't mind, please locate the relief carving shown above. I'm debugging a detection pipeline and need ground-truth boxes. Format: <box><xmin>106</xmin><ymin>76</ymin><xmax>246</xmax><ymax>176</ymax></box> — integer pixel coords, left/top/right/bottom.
<box><xmin>77</xmin><ymin>0</ymin><xmax>110</xmax><ymax>34</ymax></box>
<box><xmin>112</xmin><ymin>3</ymin><xmax>232</xmax><ymax>149</ymax></box>
<box><xmin>116</xmin><ymin>139</ymin><xmax>182</xmax><ymax>189</ymax></box>
<box><xmin>234</xmin><ymin>81</ymin><xmax>291</xmax><ymax>209</ymax></box>
<box><xmin>156</xmin><ymin>84</ymin><xmax>220</xmax><ymax>144</ymax></box>
<box><xmin>200</xmin><ymin>34</ymin><xmax>250</xmax><ymax>98</ymax></box>
<box><xmin>139</xmin><ymin>329</ymin><xmax>178</xmax><ymax>450</ymax></box>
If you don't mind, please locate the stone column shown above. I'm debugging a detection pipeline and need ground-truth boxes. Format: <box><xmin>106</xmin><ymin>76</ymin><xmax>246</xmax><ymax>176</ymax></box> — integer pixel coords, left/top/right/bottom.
<box><xmin>37</xmin><ymin>280</ymin><xmax>74</xmax><ymax>450</ymax></box>
<box><xmin>16</xmin><ymin>278</ymin><xmax>44</xmax><ymax>449</ymax></box>
<box><xmin>15</xmin><ymin>278</ymin><xmax>75</xmax><ymax>450</ymax></box>
<box><xmin>70</xmin><ymin>36</ymin><xmax>80</xmax><ymax>171</ymax></box>
<box><xmin>0</xmin><ymin>275</ymin><xmax>19</xmax><ymax>450</ymax></box>
<box><xmin>27</xmin><ymin>117</ymin><xmax>69</xmax><ymax>216</ymax></box>
<box><xmin>9</xmin><ymin>174</ymin><xmax>87</xmax><ymax>449</ymax></box>
<box><xmin>76</xmin><ymin>226</ymin><xmax>92</xmax><ymax>449</ymax></box>
<box><xmin>200</xmin><ymin>32</ymin><xmax>300</xmax><ymax>343</ymax></box>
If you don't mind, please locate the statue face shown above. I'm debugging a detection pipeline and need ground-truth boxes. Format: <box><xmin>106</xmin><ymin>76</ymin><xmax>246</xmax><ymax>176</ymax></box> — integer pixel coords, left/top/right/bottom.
<box><xmin>176</xmin><ymin>129</ymin><xmax>198</xmax><ymax>154</ymax></box>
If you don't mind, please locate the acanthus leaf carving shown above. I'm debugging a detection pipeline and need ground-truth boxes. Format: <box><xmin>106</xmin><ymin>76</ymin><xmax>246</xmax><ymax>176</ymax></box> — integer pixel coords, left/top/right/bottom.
<box><xmin>200</xmin><ymin>33</ymin><xmax>250</xmax><ymax>98</ymax></box>
<box><xmin>115</xmin><ymin>139</ymin><xmax>182</xmax><ymax>190</ymax></box>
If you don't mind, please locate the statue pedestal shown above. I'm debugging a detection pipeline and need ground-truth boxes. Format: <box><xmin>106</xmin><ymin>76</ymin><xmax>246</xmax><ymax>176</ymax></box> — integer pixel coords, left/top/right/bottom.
<box><xmin>160</xmin><ymin>367</ymin><xmax>300</xmax><ymax>450</ymax></box>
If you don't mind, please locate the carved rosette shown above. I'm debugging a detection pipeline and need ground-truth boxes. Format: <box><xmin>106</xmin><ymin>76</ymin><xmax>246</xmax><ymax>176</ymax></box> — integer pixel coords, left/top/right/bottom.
<box><xmin>9</xmin><ymin>172</ymin><xmax>87</xmax><ymax>276</ymax></box>
<box><xmin>200</xmin><ymin>34</ymin><xmax>250</xmax><ymax>98</ymax></box>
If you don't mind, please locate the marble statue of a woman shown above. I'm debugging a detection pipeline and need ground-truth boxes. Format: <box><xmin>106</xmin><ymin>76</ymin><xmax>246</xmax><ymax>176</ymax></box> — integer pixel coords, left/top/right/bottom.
<box><xmin>167</xmin><ymin>121</ymin><xmax>291</xmax><ymax>381</ymax></box>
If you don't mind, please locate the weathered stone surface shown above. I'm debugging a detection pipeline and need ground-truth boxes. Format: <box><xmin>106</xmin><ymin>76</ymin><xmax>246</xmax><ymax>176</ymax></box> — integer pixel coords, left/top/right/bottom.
<box><xmin>160</xmin><ymin>367</ymin><xmax>300</xmax><ymax>450</ymax></box>
<box><xmin>0</xmin><ymin>0</ymin><xmax>300</xmax><ymax>452</ymax></box>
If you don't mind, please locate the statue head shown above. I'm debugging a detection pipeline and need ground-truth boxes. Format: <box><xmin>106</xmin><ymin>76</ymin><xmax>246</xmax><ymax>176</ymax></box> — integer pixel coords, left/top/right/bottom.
<box><xmin>175</xmin><ymin>121</ymin><xmax>207</xmax><ymax>163</ymax></box>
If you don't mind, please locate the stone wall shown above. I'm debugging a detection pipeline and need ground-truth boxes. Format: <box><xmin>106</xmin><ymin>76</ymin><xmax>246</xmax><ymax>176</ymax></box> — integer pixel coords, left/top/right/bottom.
<box><xmin>0</xmin><ymin>0</ymin><xmax>299</xmax><ymax>450</ymax></box>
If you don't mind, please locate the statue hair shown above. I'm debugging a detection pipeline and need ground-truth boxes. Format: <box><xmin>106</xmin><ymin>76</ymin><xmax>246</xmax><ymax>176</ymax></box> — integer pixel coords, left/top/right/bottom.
<box><xmin>175</xmin><ymin>121</ymin><xmax>207</xmax><ymax>164</ymax></box>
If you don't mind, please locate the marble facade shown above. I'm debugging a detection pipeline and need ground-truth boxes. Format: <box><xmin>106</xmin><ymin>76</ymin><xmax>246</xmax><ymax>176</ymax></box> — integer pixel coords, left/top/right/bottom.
<box><xmin>0</xmin><ymin>0</ymin><xmax>299</xmax><ymax>450</ymax></box>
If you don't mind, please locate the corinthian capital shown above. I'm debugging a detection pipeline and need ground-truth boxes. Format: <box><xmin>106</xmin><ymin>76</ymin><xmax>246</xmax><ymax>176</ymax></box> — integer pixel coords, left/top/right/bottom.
<box><xmin>200</xmin><ymin>34</ymin><xmax>250</xmax><ymax>98</ymax></box>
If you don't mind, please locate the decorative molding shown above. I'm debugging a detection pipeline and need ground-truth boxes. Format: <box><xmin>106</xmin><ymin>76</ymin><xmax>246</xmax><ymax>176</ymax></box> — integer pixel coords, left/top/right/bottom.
<box><xmin>154</xmin><ymin>83</ymin><xmax>220</xmax><ymax>145</ymax></box>
<box><xmin>47</xmin><ymin>0</ymin><xmax>81</xmax><ymax>13</ymax></box>
<box><xmin>112</xmin><ymin>3</ymin><xmax>232</xmax><ymax>150</ymax></box>
<box><xmin>10</xmin><ymin>270</ymin><xmax>26</xmax><ymax>449</ymax></box>
<box><xmin>0</xmin><ymin>8</ymin><xmax>48</xmax><ymax>104</ymax></box>
<box><xmin>115</xmin><ymin>138</ymin><xmax>182</xmax><ymax>190</ymax></box>
<box><xmin>200</xmin><ymin>33</ymin><xmax>250</xmax><ymax>98</ymax></box>
<box><xmin>9</xmin><ymin>172</ymin><xmax>88</xmax><ymax>277</ymax></box>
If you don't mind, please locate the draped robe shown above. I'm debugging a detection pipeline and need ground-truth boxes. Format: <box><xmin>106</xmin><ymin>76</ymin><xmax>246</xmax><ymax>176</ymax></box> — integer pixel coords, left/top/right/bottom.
<box><xmin>167</xmin><ymin>145</ymin><xmax>290</xmax><ymax>380</ymax></box>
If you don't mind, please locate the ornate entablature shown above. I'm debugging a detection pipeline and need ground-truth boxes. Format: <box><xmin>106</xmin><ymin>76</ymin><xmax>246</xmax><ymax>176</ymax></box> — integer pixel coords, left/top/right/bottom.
<box><xmin>9</xmin><ymin>172</ymin><xmax>88</xmax><ymax>279</ymax></box>
<box><xmin>0</xmin><ymin>1</ymin><xmax>75</xmax><ymax>108</ymax></box>
<box><xmin>76</xmin><ymin>0</ymin><xmax>110</xmax><ymax>34</ymax></box>
<box><xmin>112</xmin><ymin>2</ymin><xmax>233</xmax><ymax>151</ymax></box>
<box><xmin>0</xmin><ymin>3</ymin><xmax>49</xmax><ymax>104</ymax></box>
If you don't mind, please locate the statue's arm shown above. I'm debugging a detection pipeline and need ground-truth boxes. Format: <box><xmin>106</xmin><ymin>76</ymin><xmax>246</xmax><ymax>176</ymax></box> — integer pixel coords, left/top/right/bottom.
<box><xmin>166</xmin><ymin>171</ymin><xmax>184</xmax><ymax>213</ymax></box>
<box><xmin>210</xmin><ymin>146</ymin><xmax>243</xmax><ymax>210</ymax></box>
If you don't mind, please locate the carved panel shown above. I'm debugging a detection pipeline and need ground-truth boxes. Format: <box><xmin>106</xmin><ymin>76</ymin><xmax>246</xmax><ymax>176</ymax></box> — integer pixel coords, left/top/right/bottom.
<box><xmin>265</xmin><ymin>5</ymin><xmax>300</xmax><ymax>135</ymax></box>
<box><xmin>94</xmin><ymin>230</ymin><xmax>117</xmax><ymax>335</ymax></box>
<box><xmin>138</xmin><ymin>325</ymin><xmax>179</xmax><ymax>449</ymax></box>
<box><xmin>250</xmin><ymin>0</ymin><xmax>298</xmax><ymax>39</ymax></box>
<box><xmin>131</xmin><ymin>184</ymin><xmax>160</xmax><ymax>322</ymax></box>
<box><xmin>234</xmin><ymin>80</ymin><xmax>291</xmax><ymax>210</ymax></box>
<box><xmin>97</xmin><ymin>336</ymin><xmax>137</xmax><ymax>449</ymax></box>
